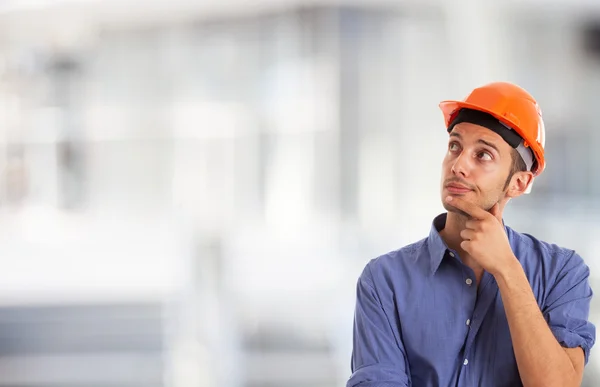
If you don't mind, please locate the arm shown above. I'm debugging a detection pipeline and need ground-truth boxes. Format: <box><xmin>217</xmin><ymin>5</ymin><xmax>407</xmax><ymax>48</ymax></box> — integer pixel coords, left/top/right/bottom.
<box><xmin>347</xmin><ymin>265</ymin><xmax>410</xmax><ymax>387</ymax></box>
<box><xmin>495</xmin><ymin>254</ymin><xmax>593</xmax><ymax>387</ymax></box>
<box><xmin>444</xmin><ymin>196</ymin><xmax>595</xmax><ymax>387</ymax></box>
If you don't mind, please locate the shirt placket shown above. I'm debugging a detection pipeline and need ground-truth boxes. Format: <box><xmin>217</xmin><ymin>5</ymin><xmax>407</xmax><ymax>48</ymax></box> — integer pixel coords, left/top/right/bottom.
<box><xmin>456</xmin><ymin>271</ymin><xmax>499</xmax><ymax>386</ymax></box>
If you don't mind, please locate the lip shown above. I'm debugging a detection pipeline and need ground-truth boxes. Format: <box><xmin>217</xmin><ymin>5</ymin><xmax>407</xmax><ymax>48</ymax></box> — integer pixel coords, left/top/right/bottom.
<box><xmin>446</xmin><ymin>183</ymin><xmax>473</xmax><ymax>194</ymax></box>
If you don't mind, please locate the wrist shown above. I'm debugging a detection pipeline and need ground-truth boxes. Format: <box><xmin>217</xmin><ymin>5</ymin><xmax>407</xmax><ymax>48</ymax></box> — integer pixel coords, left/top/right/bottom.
<box><xmin>492</xmin><ymin>254</ymin><xmax>522</xmax><ymax>282</ymax></box>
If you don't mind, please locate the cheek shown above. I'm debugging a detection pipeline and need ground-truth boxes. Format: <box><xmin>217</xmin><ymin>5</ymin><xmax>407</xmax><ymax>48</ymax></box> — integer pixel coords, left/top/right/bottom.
<box><xmin>441</xmin><ymin>161</ymin><xmax>453</xmax><ymax>177</ymax></box>
<box><xmin>479</xmin><ymin>175</ymin><xmax>508</xmax><ymax>195</ymax></box>
<box><xmin>441</xmin><ymin>153</ymin><xmax>455</xmax><ymax>168</ymax></box>
<box><xmin>478</xmin><ymin>159</ymin><xmax>505</xmax><ymax>175</ymax></box>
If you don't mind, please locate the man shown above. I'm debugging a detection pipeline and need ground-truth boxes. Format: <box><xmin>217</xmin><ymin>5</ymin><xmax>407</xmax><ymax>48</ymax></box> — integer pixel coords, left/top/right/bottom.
<box><xmin>347</xmin><ymin>82</ymin><xmax>596</xmax><ymax>387</ymax></box>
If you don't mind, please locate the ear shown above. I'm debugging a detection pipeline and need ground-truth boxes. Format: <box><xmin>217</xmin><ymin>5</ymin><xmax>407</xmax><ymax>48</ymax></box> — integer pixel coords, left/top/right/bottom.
<box><xmin>506</xmin><ymin>171</ymin><xmax>534</xmax><ymax>198</ymax></box>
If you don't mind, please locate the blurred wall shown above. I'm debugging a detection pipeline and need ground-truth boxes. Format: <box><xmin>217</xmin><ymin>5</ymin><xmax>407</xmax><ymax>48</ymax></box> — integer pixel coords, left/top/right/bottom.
<box><xmin>0</xmin><ymin>1</ymin><xmax>598</xmax><ymax>386</ymax></box>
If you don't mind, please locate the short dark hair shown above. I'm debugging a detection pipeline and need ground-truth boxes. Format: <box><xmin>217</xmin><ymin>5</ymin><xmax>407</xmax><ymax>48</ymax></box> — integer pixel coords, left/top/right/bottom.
<box><xmin>510</xmin><ymin>148</ymin><xmax>528</xmax><ymax>175</ymax></box>
<box><xmin>503</xmin><ymin>148</ymin><xmax>528</xmax><ymax>190</ymax></box>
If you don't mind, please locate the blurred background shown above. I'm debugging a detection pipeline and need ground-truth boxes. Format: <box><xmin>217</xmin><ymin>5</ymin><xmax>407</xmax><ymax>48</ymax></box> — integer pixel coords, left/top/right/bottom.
<box><xmin>0</xmin><ymin>0</ymin><xmax>598</xmax><ymax>386</ymax></box>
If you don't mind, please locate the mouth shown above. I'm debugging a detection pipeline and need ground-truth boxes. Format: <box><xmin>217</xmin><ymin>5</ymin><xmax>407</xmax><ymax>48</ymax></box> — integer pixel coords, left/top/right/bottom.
<box><xmin>445</xmin><ymin>183</ymin><xmax>473</xmax><ymax>194</ymax></box>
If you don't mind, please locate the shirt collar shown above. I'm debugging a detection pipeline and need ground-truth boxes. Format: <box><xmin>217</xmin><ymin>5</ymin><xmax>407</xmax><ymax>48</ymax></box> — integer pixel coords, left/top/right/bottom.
<box><xmin>427</xmin><ymin>212</ymin><xmax>513</xmax><ymax>275</ymax></box>
<box><xmin>428</xmin><ymin>213</ymin><xmax>451</xmax><ymax>275</ymax></box>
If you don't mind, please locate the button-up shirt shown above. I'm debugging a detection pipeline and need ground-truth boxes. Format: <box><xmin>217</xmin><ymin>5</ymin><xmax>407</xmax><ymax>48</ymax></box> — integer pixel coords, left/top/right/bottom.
<box><xmin>347</xmin><ymin>213</ymin><xmax>596</xmax><ymax>386</ymax></box>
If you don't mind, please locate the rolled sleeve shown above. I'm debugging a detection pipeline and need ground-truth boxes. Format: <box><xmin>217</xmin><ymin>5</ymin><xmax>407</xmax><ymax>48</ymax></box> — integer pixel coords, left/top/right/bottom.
<box><xmin>543</xmin><ymin>251</ymin><xmax>596</xmax><ymax>364</ymax></box>
<box><xmin>347</xmin><ymin>265</ymin><xmax>409</xmax><ymax>387</ymax></box>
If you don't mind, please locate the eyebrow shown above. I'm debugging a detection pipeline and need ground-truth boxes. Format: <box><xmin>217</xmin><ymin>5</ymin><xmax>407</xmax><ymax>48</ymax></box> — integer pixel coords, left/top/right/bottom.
<box><xmin>449</xmin><ymin>132</ymin><xmax>500</xmax><ymax>153</ymax></box>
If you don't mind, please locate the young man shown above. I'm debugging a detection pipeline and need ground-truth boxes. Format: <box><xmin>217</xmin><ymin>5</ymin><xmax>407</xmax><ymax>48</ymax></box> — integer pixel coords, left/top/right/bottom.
<box><xmin>347</xmin><ymin>82</ymin><xmax>596</xmax><ymax>387</ymax></box>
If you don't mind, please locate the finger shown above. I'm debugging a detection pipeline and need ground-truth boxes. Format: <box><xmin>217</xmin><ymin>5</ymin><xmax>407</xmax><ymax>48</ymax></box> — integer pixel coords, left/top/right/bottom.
<box><xmin>460</xmin><ymin>229</ymin><xmax>476</xmax><ymax>241</ymax></box>
<box><xmin>445</xmin><ymin>196</ymin><xmax>490</xmax><ymax>220</ymax></box>
<box><xmin>464</xmin><ymin>219</ymin><xmax>480</xmax><ymax>230</ymax></box>
<box><xmin>460</xmin><ymin>240</ymin><xmax>471</xmax><ymax>253</ymax></box>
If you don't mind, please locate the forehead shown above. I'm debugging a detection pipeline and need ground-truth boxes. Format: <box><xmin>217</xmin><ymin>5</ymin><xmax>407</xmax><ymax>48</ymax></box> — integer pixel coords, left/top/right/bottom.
<box><xmin>450</xmin><ymin>122</ymin><xmax>510</xmax><ymax>150</ymax></box>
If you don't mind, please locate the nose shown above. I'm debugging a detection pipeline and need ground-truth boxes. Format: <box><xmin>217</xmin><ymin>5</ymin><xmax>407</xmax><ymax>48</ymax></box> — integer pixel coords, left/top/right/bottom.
<box><xmin>451</xmin><ymin>152</ymin><xmax>470</xmax><ymax>178</ymax></box>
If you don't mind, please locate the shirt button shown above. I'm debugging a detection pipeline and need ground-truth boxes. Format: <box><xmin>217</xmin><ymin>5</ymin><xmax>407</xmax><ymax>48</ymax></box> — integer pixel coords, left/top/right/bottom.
<box><xmin>463</xmin><ymin>359</ymin><xmax>469</xmax><ymax>366</ymax></box>
<box><xmin>466</xmin><ymin>319</ymin><xmax>471</xmax><ymax>326</ymax></box>
<box><xmin>449</xmin><ymin>252</ymin><xmax>455</xmax><ymax>257</ymax></box>
<box><xmin>465</xmin><ymin>278</ymin><xmax>473</xmax><ymax>286</ymax></box>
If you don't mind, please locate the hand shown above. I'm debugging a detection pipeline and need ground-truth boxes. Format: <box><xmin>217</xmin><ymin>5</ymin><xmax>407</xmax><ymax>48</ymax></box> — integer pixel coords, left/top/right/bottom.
<box><xmin>445</xmin><ymin>196</ymin><xmax>518</xmax><ymax>277</ymax></box>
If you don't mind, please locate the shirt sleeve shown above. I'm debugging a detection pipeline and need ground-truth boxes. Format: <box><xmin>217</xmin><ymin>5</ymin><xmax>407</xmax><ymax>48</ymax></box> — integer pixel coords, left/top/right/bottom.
<box><xmin>542</xmin><ymin>251</ymin><xmax>596</xmax><ymax>364</ymax></box>
<box><xmin>347</xmin><ymin>264</ymin><xmax>410</xmax><ymax>387</ymax></box>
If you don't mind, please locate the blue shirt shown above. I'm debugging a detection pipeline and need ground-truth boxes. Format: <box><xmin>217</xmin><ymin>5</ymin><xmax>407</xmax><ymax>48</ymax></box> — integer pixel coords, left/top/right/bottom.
<box><xmin>348</xmin><ymin>213</ymin><xmax>596</xmax><ymax>387</ymax></box>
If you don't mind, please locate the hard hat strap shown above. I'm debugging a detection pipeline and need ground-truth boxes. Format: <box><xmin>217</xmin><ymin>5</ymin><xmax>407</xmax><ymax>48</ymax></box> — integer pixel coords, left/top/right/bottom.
<box><xmin>514</xmin><ymin>141</ymin><xmax>534</xmax><ymax>172</ymax></box>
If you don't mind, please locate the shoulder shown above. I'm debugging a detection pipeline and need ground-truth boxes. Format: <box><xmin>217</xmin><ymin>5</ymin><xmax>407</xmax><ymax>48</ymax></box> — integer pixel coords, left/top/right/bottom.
<box><xmin>359</xmin><ymin>237</ymin><xmax>429</xmax><ymax>287</ymax></box>
<box><xmin>507</xmin><ymin>226</ymin><xmax>590</xmax><ymax>283</ymax></box>
<box><xmin>509</xmin><ymin>226</ymin><xmax>583</xmax><ymax>262</ymax></box>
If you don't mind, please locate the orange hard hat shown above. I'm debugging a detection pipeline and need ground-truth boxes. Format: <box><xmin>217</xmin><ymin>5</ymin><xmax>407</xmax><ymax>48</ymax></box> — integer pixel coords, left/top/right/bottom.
<box><xmin>439</xmin><ymin>82</ymin><xmax>546</xmax><ymax>176</ymax></box>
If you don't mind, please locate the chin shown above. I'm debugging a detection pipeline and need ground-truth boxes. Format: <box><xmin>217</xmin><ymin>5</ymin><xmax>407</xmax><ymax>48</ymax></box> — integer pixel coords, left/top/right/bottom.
<box><xmin>442</xmin><ymin>201</ymin><xmax>476</xmax><ymax>218</ymax></box>
<box><xmin>441</xmin><ymin>191</ymin><xmax>471</xmax><ymax>204</ymax></box>
<box><xmin>444</xmin><ymin>205</ymin><xmax>473</xmax><ymax>219</ymax></box>
<box><xmin>442</xmin><ymin>202</ymin><xmax>459</xmax><ymax>213</ymax></box>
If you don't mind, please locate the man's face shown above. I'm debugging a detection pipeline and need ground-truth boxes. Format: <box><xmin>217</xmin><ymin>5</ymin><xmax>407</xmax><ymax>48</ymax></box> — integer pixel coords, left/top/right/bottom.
<box><xmin>441</xmin><ymin>122</ymin><xmax>514</xmax><ymax>215</ymax></box>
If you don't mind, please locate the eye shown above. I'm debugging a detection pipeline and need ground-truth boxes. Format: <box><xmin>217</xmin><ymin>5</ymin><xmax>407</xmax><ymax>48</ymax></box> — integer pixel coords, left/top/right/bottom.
<box><xmin>477</xmin><ymin>151</ymin><xmax>493</xmax><ymax>161</ymax></box>
<box><xmin>449</xmin><ymin>142</ymin><xmax>460</xmax><ymax>152</ymax></box>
